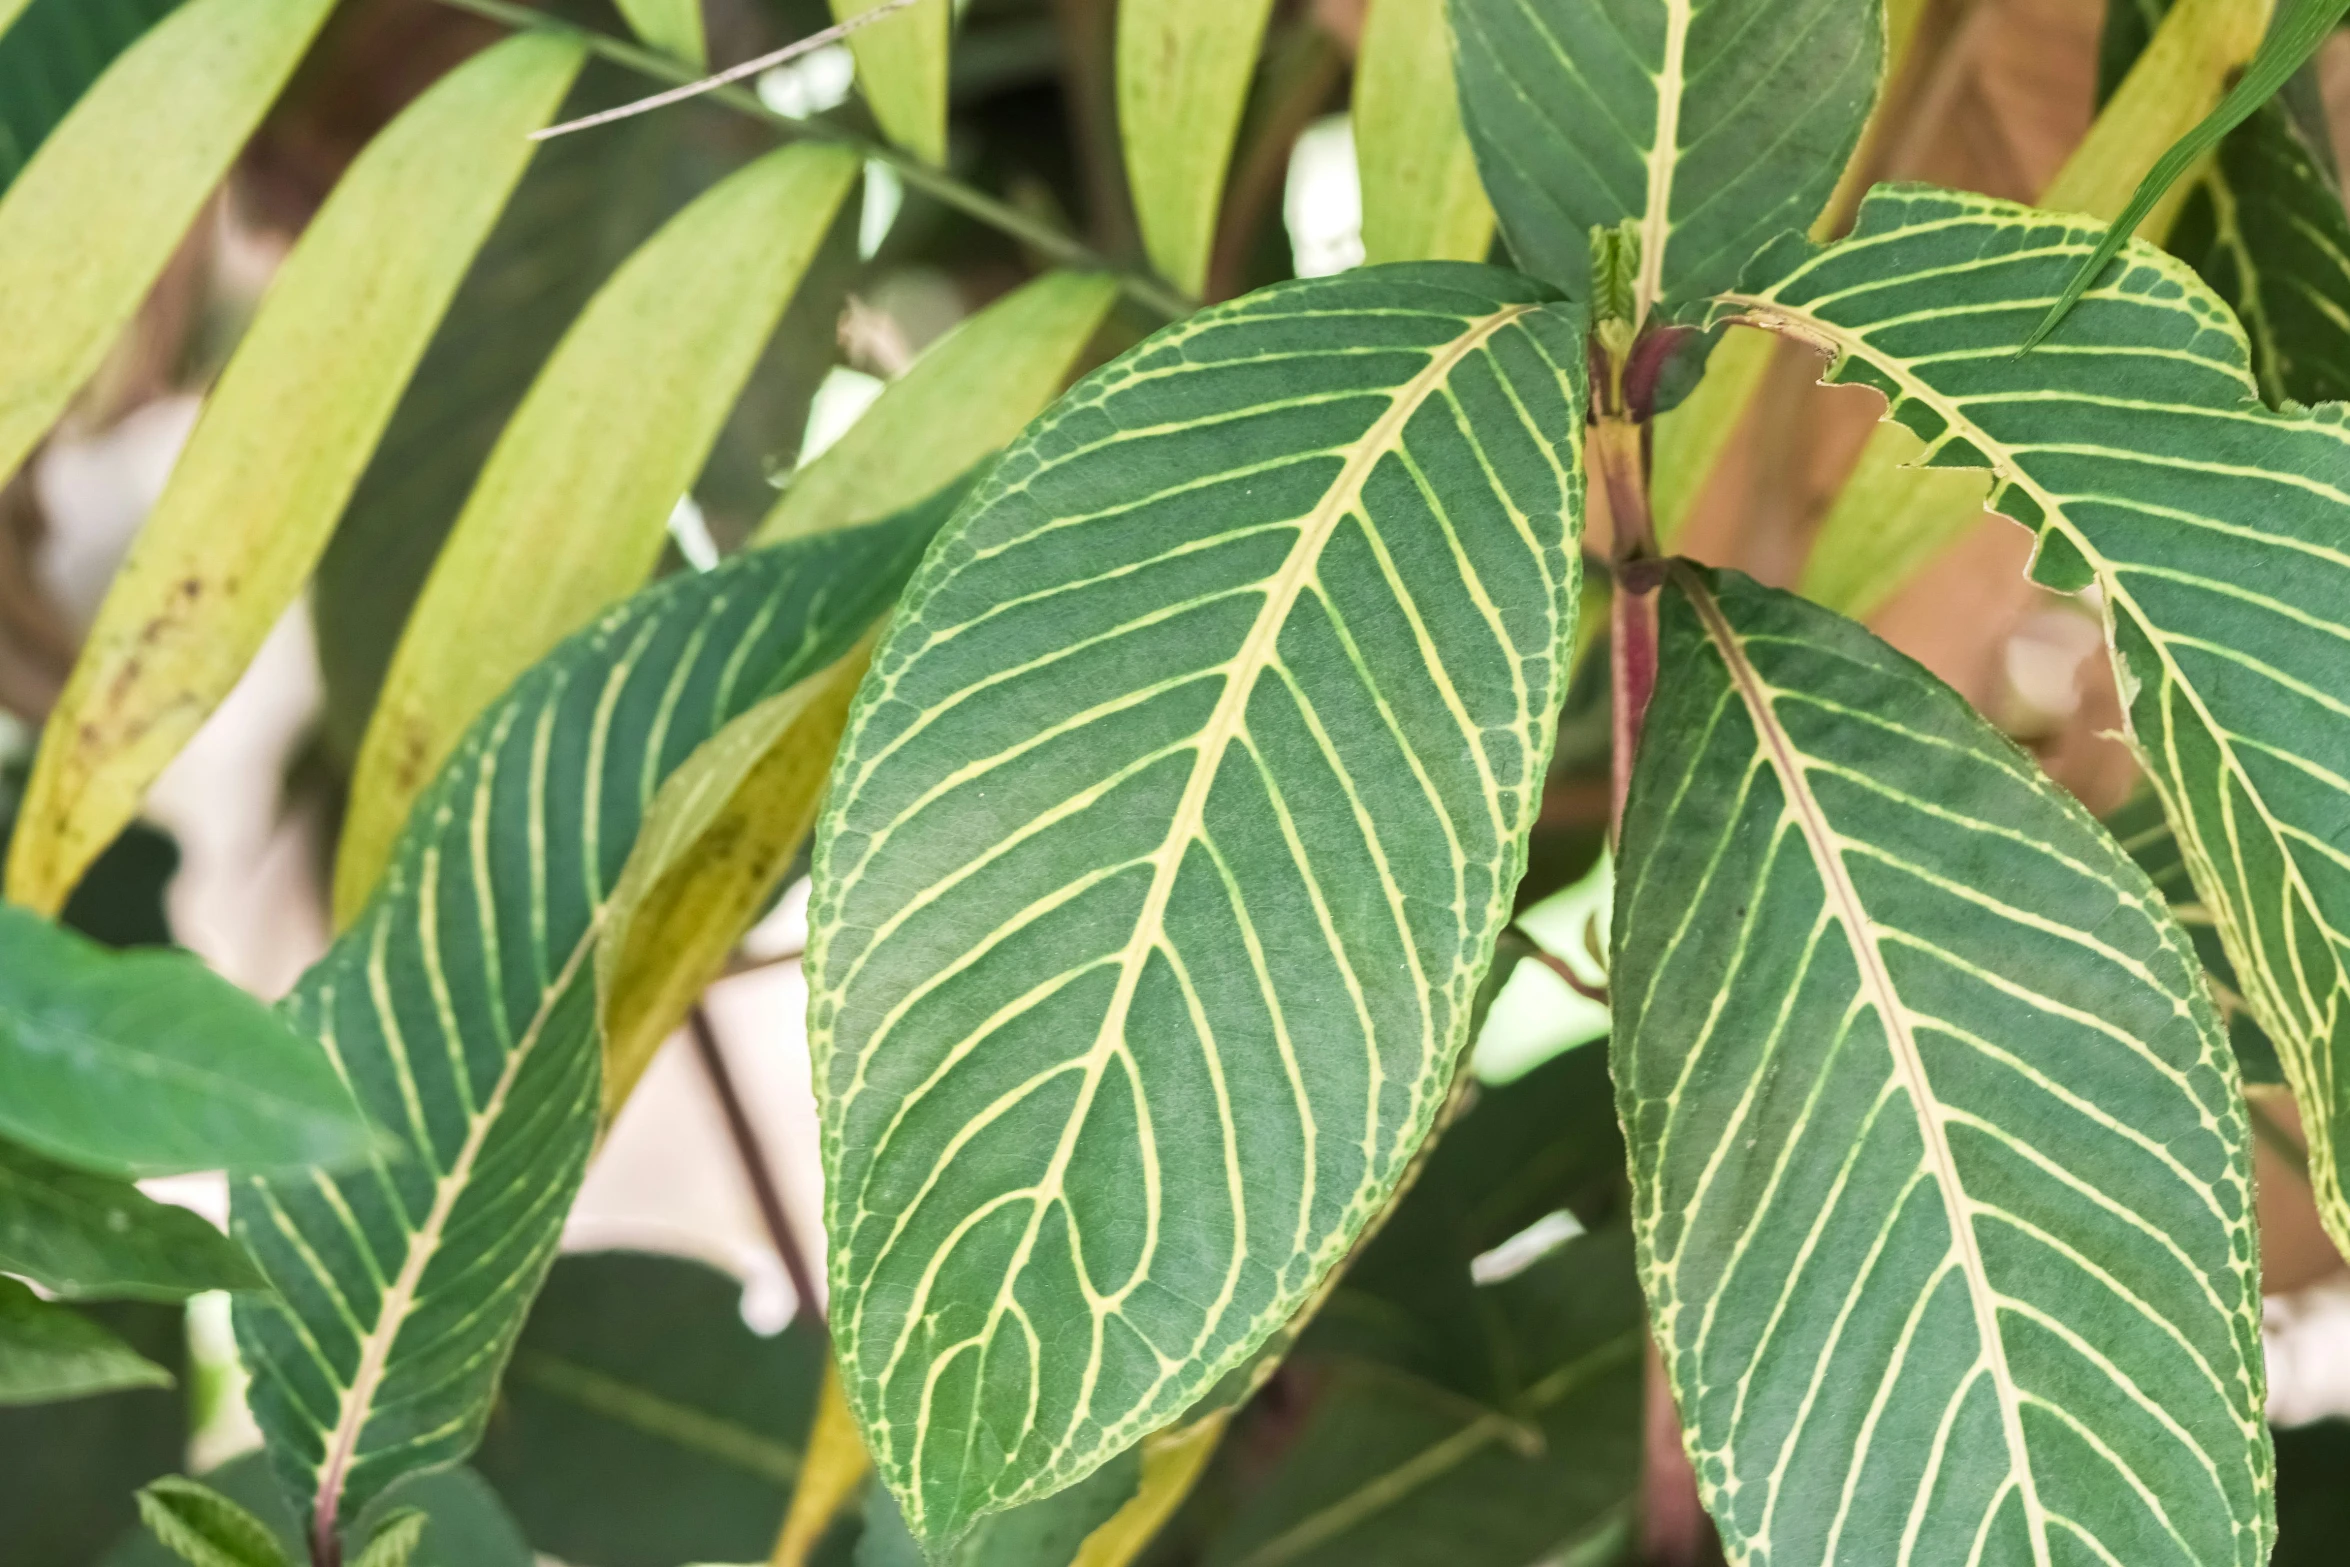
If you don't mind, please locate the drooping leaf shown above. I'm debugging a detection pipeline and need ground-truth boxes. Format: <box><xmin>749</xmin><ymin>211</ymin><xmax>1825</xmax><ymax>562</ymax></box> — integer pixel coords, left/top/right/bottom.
<box><xmin>0</xmin><ymin>1138</ymin><xmax>261</xmax><ymax>1299</ymax></box>
<box><xmin>106</xmin><ymin>1455</ymin><xmax>532</xmax><ymax>1567</ymax></box>
<box><xmin>615</xmin><ymin>0</ymin><xmax>705</xmax><ymax>65</ymax></box>
<box><xmin>2</xmin><ymin>1300</ymin><xmax>186</xmax><ymax>1564</ymax></box>
<box><xmin>857</xmin><ymin>1450</ymin><xmax>1141</xmax><ymax>1567</ymax></box>
<box><xmin>0</xmin><ymin>1276</ymin><xmax>171</xmax><ymax>1404</ymax></box>
<box><xmin>1733</xmin><ymin>181</ymin><xmax>2350</xmax><ymax>1276</ymax></box>
<box><xmin>473</xmin><ymin>1251</ymin><xmax>829</xmax><ymax>1567</ymax></box>
<box><xmin>1353</xmin><ymin>0</ymin><xmax>1493</xmax><ymax>266</ymax></box>
<box><xmin>334</xmin><ymin>141</ymin><xmax>861</xmax><ymax>920</ymax></box>
<box><xmin>232</xmin><ymin>512</ymin><xmax>940</xmax><ymax>1548</ymax></box>
<box><xmin>5</xmin><ymin>32</ymin><xmax>585</xmax><ymax>917</ymax></box>
<box><xmin>2033</xmin><ymin>0</ymin><xmax>2350</xmax><ymax>344</ymax></box>
<box><xmin>833</xmin><ymin>0</ymin><xmax>951</xmax><ymax>165</ymax></box>
<box><xmin>1116</xmin><ymin>0</ymin><xmax>1275</xmax><ymax>297</ymax></box>
<box><xmin>0</xmin><ymin>904</ymin><xmax>376</xmax><ymax>1178</ymax></box>
<box><xmin>0</xmin><ymin>0</ymin><xmax>182</xmax><ymax>193</ymax></box>
<box><xmin>1613</xmin><ymin>564</ymin><xmax>2270</xmax><ymax>1562</ymax></box>
<box><xmin>1449</xmin><ymin>0</ymin><xmax>1883</xmax><ymax>318</ymax></box>
<box><xmin>809</xmin><ymin>265</ymin><xmax>1588</xmax><ymax>1544</ymax></box>
<box><xmin>1206</xmin><ymin>1228</ymin><xmax>1642</xmax><ymax>1567</ymax></box>
<box><xmin>136</xmin><ymin>1478</ymin><xmax>294</xmax><ymax>1567</ymax></box>
<box><xmin>0</xmin><ymin>0</ymin><xmax>337</xmax><ymax>492</ymax></box>
<box><xmin>754</xmin><ymin>271</ymin><xmax>1118</xmax><ymax>546</ymax></box>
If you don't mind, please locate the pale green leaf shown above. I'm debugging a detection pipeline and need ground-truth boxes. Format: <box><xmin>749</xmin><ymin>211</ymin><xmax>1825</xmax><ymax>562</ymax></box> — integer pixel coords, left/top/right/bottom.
<box><xmin>616</xmin><ymin>0</ymin><xmax>705</xmax><ymax>66</ymax></box>
<box><xmin>5</xmin><ymin>31</ymin><xmax>585</xmax><ymax>916</ymax></box>
<box><xmin>0</xmin><ymin>0</ymin><xmax>183</xmax><ymax>193</ymax></box>
<box><xmin>809</xmin><ymin>265</ymin><xmax>1588</xmax><ymax>1544</ymax></box>
<box><xmin>0</xmin><ymin>1277</ymin><xmax>171</xmax><ymax>1405</ymax></box>
<box><xmin>755</xmin><ymin>270</ymin><xmax>1117</xmax><ymax>546</ymax></box>
<box><xmin>1116</xmin><ymin>0</ymin><xmax>1275</xmax><ymax>297</ymax></box>
<box><xmin>335</xmin><ymin>141</ymin><xmax>861</xmax><ymax>920</ymax></box>
<box><xmin>0</xmin><ymin>0</ymin><xmax>337</xmax><ymax>494</ymax></box>
<box><xmin>232</xmin><ymin>512</ymin><xmax>940</xmax><ymax>1544</ymax></box>
<box><xmin>0</xmin><ymin>1139</ymin><xmax>261</xmax><ymax>1299</ymax></box>
<box><xmin>1353</xmin><ymin>0</ymin><xmax>1493</xmax><ymax>266</ymax></box>
<box><xmin>1614</xmin><ymin>564</ymin><xmax>2270</xmax><ymax>1563</ymax></box>
<box><xmin>1450</xmin><ymin>0</ymin><xmax>1883</xmax><ymax>319</ymax></box>
<box><xmin>135</xmin><ymin>1477</ymin><xmax>292</xmax><ymax>1567</ymax></box>
<box><xmin>833</xmin><ymin>0</ymin><xmax>951</xmax><ymax>166</ymax></box>
<box><xmin>0</xmin><ymin>904</ymin><xmax>376</xmax><ymax>1178</ymax></box>
<box><xmin>1733</xmin><ymin>181</ymin><xmax>2350</xmax><ymax>1274</ymax></box>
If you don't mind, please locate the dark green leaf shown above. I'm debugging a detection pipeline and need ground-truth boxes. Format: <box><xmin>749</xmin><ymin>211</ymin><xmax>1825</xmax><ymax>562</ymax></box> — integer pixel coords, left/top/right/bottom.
<box><xmin>1613</xmin><ymin>566</ymin><xmax>2269</xmax><ymax>1563</ymax></box>
<box><xmin>856</xmin><ymin>1449</ymin><xmax>1141</xmax><ymax>1567</ymax></box>
<box><xmin>0</xmin><ymin>904</ymin><xmax>377</xmax><ymax>1177</ymax></box>
<box><xmin>234</xmin><ymin>504</ymin><xmax>948</xmax><ymax>1545</ymax></box>
<box><xmin>0</xmin><ymin>1299</ymin><xmax>185</xmax><ymax>1562</ymax></box>
<box><xmin>0</xmin><ymin>1138</ymin><xmax>261</xmax><ymax>1299</ymax></box>
<box><xmin>2275</xmin><ymin>1418</ymin><xmax>2350</xmax><ymax>1564</ymax></box>
<box><xmin>0</xmin><ymin>1275</ymin><xmax>171</xmax><ymax>1404</ymax></box>
<box><xmin>106</xmin><ymin>1455</ymin><xmax>532</xmax><ymax>1567</ymax></box>
<box><xmin>136</xmin><ymin>1477</ymin><xmax>294</xmax><ymax>1567</ymax></box>
<box><xmin>475</xmin><ymin>1251</ymin><xmax>827</xmax><ymax>1567</ymax></box>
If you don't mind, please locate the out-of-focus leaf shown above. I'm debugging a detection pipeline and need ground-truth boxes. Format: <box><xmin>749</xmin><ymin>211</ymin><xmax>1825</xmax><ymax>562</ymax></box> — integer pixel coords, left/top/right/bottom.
<box><xmin>2275</xmin><ymin>1420</ymin><xmax>2350</xmax><ymax>1564</ymax></box>
<box><xmin>616</xmin><ymin>0</ymin><xmax>705</xmax><ymax>64</ymax></box>
<box><xmin>345</xmin><ymin>1511</ymin><xmax>426</xmax><ymax>1567</ymax></box>
<box><xmin>1</xmin><ymin>1299</ymin><xmax>185</xmax><ymax>1564</ymax></box>
<box><xmin>0</xmin><ymin>751</ymin><xmax>178</xmax><ymax>949</ymax></box>
<box><xmin>5</xmin><ymin>32</ymin><xmax>584</xmax><ymax>917</ymax></box>
<box><xmin>1353</xmin><ymin>0</ymin><xmax>1492</xmax><ymax>266</ymax></box>
<box><xmin>1116</xmin><ymin>0</ymin><xmax>1275</xmax><ymax>296</ymax></box>
<box><xmin>834</xmin><ymin>0</ymin><xmax>950</xmax><ymax>164</ymax></box>
<box><xmin>857</xmin><ymin>1449</ymin><xmax>1140</xmax><ymax>1567</ymax></box>
<box><xmin>474</xmin><ymin>1251</ymin><xmax>827</xmax><ymax>1567</ymax></box>
<box><xmin>771</xmin><ymin>1362</ymin><xmax>875</xmax><ymax>1567</ymax></box>
<box><xmin>755</xmin><ymin>270</ymin><xmax>1116</xmax><ymax>545</ymax></box>
<box><xmin>0</xmin><ymin>904</ymin><xmax>375</xmax><ymax>1178</ymax></box>
<box><xmin>234</xmin><ymin>515</ymin><xmax>939</xmax><ymax>1548</ymax></box>
<box><xmin>1205</xmin><ymin>1229</ymin><xmax>1643</xmax><ymax>1567</ymax></box>
<box><xmin>0</xmin><ymin>1139</ymin><xmax>260</xmax><ymax>1299</ymax></box>
<box><xmin>0</xmin><ymin>1276</ymin><xmax>171</xmax><ymax>1404</ymax></box>
<box><xmin>0</xmin><ymin>0</ymin><xmax>337</xmax><ymax>492</ymax></box>
<box><xmin>105</xmin><ymin>1456</ymin><xmax>532</xmax><ymax>1567</ymax></box>
<box><xmin>0</xmin><ymin>0</ymin><xmax>183</xmax><ymax>193</ymax></box>
<box><xmin>335</xmin><ymin>141</ymin><xmax>861</xmax><ymax>920</ymax></box>
<box><xmin>136</xmin><ymin>1477</ymin><xmax>294</xmax><ymax>1567</ymax></box>
<box><xmin>1068</xmin><ymin>1415</ymin><xmax>1228</xmax><ymax>1567</ymax></box>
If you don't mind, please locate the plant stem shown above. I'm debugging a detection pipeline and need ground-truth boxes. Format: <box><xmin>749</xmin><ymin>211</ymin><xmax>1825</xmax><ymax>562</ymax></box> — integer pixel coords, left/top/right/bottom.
<box><xmin>688</xmin><ymin>1004</ymin><xmax>826</xmax><ymax>1332</ymax></box>
<box><xmin>429</xmin><ymin>0</ymin><xmax>1193</xmax><ymax>320</ymax></box>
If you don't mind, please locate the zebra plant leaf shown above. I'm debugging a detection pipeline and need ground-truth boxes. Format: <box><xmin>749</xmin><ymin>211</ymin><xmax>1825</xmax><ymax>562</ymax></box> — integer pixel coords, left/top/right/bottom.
<box><xmin>808</xmin><ymin>265</ymin><xmax>1588</xmax><ymax>1545</ymax></box>
<box><xmin>1449</xmin><ymin>0</ymin><xmax>1883</xmax><ymax>318</ymax></box>
<box><xmin>230</xmin><ymin>508</ymin><xmax>942</xmax><ymax>1555</ymax></box>
<box><xmin>1614</xmin><ymin>566</ymin><xmax>2270</xmax><ymax>1564</ymax></box>
<box><xmin>1727</xmin><ymin>181</ymin><xmax>2350</xmax><ymax>1275</ymax></box>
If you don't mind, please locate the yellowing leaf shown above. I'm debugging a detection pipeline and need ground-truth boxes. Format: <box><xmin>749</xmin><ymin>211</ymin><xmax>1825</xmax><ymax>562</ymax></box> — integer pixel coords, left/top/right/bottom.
<box><xmin>1353</xmin><ymin>0</ymin><xmax>1493</xmax><ymax>265</ymax></box>
<box><xmin>754</xmin><ymin>270</ymin><xmax>1116</xmax><ymax>546</ymax></box>
<box><xmin>615</xmin><ymin>0</ymin><xmax>706</xmax><ymax>66</ymax></box>
<box><xmin>769</xmin><ymin>1361</ymin><xmax>872</xmax><ymax>1567</ymax></box>
<box><xmin>335</xmin><ymin>142</ymin><xmax>861</xmax><ymax>922</ymax></box>
<box><xmin>1068</xmin><ymin>1414</ymin><xmax>1227</xmax><ymax>1567</ymax></box>
<box><xmin>0</xmin><ymin>0</ymin><xmax>337</xmax><ymax>494</ymax></box>
<box><xmin>1117</xmin><ymin>0</ymin><xmax>1275</xmax><ymax>297</ymax></box>
<box><xmin>832</xmin><ymin>0</ymin><xmax>950</xmax><ymax>165</ymax></box>
<box><xmin>4</xmin><ymin>32</ymin><xmax>584</xmax><ymax>915</ymax></box>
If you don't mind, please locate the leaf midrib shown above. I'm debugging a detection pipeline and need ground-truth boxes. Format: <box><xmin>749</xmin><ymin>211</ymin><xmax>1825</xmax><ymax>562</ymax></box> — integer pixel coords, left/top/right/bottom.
<box><xmin>1677</xmin><ymin>567</ymin><xmax>2053</xmax><ymax>1564</ymax></box>
<box><xmin>1636</xmin><ymin>0</ymin><xmax>1695</xmax><ymax>323</ymax></box>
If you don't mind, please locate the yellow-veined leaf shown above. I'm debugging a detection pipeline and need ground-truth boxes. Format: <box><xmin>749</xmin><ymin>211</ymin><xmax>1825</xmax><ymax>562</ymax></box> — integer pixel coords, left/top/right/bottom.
<box><xmin>0</xmin><ymin>0</ymin><xmax>336</xmax><ymax>493</ymax></box>
<box><xmin>832</xmin><ymin>0</ymin><xmax>951</xmax><ymax>166</ymax></box>
<box><xmin>1116</xmin><ymin>0</ymin><xmax>1275</xmax><ymax>297</ymax></box>
<box><xmin>1353</xmin><ymin>0</ymin><xmax>1492</xmax><ymax>266</ymax></box>
<box><xmin>4</xmin><ymin>32</ymin><xmax>585</xmax><ymax>914</ymax></box>
<box><xmin>334</xmin><ymin>142</ymin><xmax>861</xmax><ymax>922</ymax></box>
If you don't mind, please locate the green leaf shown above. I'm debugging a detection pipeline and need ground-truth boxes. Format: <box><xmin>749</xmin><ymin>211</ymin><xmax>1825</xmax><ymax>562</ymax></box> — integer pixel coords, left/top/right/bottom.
<box><xmin>232</xmin><ymin>511</ymin><xmax>942</xmax><ymax>1545</ymax></box>
<box><xmin>0</xmin><ymin>1138</ymin><xmax>262</xmax><ymax>1299</ymax></box>
<box><xmin>615</xmin><ymin>0</ymin><xmax>704</xmax><ymax>66</ymax></box>
<box><xmin>136</xmin><ymin>1477</ymin><xmax>293</xmax><ymax>1567</ymax></box>
<box><xmin>473</xmin><ymin>1251</ymin><xmax>829</xmax><ymax>1567</ymax></box>
<box><xmin>107</xmin><ymin>1455</ymin><xmax>532</xmax><ymax>1567</ymax></box>
<box><xmin>1353</xmin><ymin>0</ymin><xmax>1494</xmax><ymax>266</ymax></box>
<box><xmin>1731</xmin><ymin>180</ymin><xmax>2350</xmax><ymax>1283</ymax></box>
<box><xmin>2033</xmin><ymin>0</ymin><xmax>2350</xmax><ymax>345</ymax></box>
<box><xmin>0</xmin><ymin>0</ymin><xmax>182</xmax><ymax>193</ymax></box>
<box><xmin>335</xmin><ymin>141</ymin><xmax>861</xmax><ymax>920</ymax></box>
<box><xmin>0</xmin><ymin>904</ymin><xmax>376</xmax><ymax>1178</ymax></box>
<box><xmin>5</xmin><ymin>31</ymin><xmax>585</xmax><ymax>917</ymax></box>
<box><xmin>3</xmin><ymin>1300</ymin><xmax>186</xmax><ymax>1564</ymax></box>
<box><xmin>809</xmin><ymin>264</ymin><xmax>1588</xmax><ymax>1545</ymax></box>
<box><xmin>1450</xmin><ymin>0</ymin><xmax>1884</xmax><ymax>318</ymax></box>
<box><xmin>346</xmin><ymin>1509</ymin><xmax>426</xmax><ymax>1567</ymax></box>
<box><xmin>858</xmin><ymin>1451</ymin><xmax>1142</xmax><ymax>1567</ymax></box>
<box><xmin>1612</xmin><ymin>564</ymin><xmax>2270</xmax><ymax>1563</ymax></box>
<box><xmin>0</xmin><ymin>0</ymin><xmax>337</xmax><ymax>493</ymax></box>
<box><xmin>1116</xmin><ymin>0</ymin><xmax>1275</xmax><ymax>297</ymax></box>
<box><xmin>0</xmin><ymin>1276</ymin><xmax>171</xmax><ymax>1405</ymax></box>
<box><xmin>2169</xmin><ymin>98</ymin><xmax>2350</xmax><ymax>408</ymax></box>
<box><xmin>754</xmin><ymin>270</ymin><xmax>1118</xmax><ymax>546</ymax></box>
<box><xmin>833</xmin><ymin>0</ymin><xmax>950</xmax><ymax>165</ymax></box>
<box><xmin>1205</xmin><ymin>1228</ymin><xmax>1642</xmax><ymax>1567</ymax></box>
